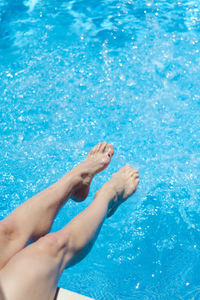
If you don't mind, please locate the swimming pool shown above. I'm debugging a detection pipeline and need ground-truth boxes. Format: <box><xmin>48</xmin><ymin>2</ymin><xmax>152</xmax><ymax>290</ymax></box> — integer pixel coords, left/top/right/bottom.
<box><xmin>0</xmin><ymin>0</ymin><xmax>200</xmax><ymax>298</ymax></box>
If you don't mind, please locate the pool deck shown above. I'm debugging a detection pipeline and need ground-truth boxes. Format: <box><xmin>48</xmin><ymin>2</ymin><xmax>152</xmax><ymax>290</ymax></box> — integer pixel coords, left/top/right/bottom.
<box><xmin>56</xmin><ymin>288</ymin><xmax>94</xmax><ymax>300</ymax></box>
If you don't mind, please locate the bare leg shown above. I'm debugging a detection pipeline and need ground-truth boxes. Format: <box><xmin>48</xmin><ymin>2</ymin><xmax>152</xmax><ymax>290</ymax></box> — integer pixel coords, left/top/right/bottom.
<box><xmin>0</xmin><ymin>142</ymin><xmax>114</xmax><ymax>269</ymax></box>
<box><xmin>0</xmin><ymin>165</ymin><xmax>139</xmax><ymax>300</ymax></box>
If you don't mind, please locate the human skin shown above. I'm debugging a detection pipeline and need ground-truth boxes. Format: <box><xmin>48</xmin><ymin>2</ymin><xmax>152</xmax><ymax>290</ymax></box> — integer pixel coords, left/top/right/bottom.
<box><xmin>0</xmin><ymin>143</ymin><xmax>139</xmax><ymax>300</ymax></box>
<box><xmin>0</xmin><ymin>142</ymin><xmax>114</xmax><ymax>270</ymax></box>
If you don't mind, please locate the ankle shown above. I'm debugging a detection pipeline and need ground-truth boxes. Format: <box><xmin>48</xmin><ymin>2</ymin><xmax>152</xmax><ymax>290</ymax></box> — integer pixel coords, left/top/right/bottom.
<box><xmin>94</xmin><ymin>185</ymin><xmax>117</xmax><ymax>205</ymax></box>
<box><xmin>62</xmin><ymin>171</ymin><xmax>82</xmax><ymax>190</ymax></box>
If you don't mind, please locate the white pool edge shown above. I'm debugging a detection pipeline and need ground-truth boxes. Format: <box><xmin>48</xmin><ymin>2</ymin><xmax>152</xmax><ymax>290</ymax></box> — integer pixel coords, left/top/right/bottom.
<box><xmin>56</xmin><ymin>288</ymin><xmax>94</xmax><ymax>300</ymax></box>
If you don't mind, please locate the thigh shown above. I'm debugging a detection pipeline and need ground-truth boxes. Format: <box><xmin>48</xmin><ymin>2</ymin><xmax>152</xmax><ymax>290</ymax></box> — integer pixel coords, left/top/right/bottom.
<box><xmin>0</xmin><ymin>283</ymin><xmax>5</xmax><ymax>300</ymax></box>
<box><xmin>0</xmin><ymin>233</ymin><xmax>65</xmax><ymax>300</ymax></box>
<box><xmin>0</xmin><ymin>217</ymin><xmax>26</xmax><ymax>271</ymax></box>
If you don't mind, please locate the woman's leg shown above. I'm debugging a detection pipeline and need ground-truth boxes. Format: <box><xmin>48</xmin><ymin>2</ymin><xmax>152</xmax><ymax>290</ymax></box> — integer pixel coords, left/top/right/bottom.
<box><xmin>0</xmin><ymin>142</ymin><xmax>114</xmax><ymax>269</ymax></box>
<box><xmin>0</xmin><ymin>165</ymin><xmax>139</xmax><ymax>300</ymax></box>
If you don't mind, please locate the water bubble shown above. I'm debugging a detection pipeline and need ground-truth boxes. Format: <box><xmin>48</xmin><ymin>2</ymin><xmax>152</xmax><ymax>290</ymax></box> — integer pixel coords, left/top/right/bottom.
<box><xmin>146</xmin><ymin>0</ymin><xmax>154</xmax><ymax>7</ymax></box>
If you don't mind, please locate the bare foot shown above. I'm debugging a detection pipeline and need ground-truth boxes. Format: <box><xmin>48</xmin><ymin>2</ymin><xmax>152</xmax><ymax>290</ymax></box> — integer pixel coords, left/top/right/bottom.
<box><xmin>70</xmin><ymin>142</ymin><xmax>114</xmax><ymax>202</ymax></box>
<box><xmin>96</xmin><ymin>164</ymin><xmax>139</xmax><ymax>217</ymax></box>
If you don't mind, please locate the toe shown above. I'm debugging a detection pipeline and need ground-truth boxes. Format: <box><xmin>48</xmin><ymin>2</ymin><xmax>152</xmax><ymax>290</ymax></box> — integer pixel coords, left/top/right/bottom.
<box><xmin>126</xmin><ymin>164</ymin><xmax>132</xmax><ymax>170</ymax></box>
<box><xmin>89</xmin><ymin>143</ymin><xmax>100</xmax><ymax>154</ymax></box>
<box><xmin>88</xmin><ymin>144</ymin><xmax>97</xmax><ymax>155</ymax></box>
<box><xmin>133</xmin><ymin>169</ymin><xmax>139</xmax><ymax>175</ymax></box>
<box><xmin>99</xmin><ymin>142</ymin><xmax>107</xmax><ymax>153</ymax></box>
<box><xmin>105</xmin><ymin>144</ymin><xmax>114</xmax><ymax>158</ymax></box>
<box><xmin>126</xmin><ymin>165</ymin><xmax>133</xmax><ymax>174</ymax></box>
<box><xmin>122</xmin><ymin>164</ymin><xmax>130</xmax><ymax>171</ymax></box>
<box><xmin>96</xmin><ymin>142</ymin><xmax>102</xmax><ymax>152</ymax></box>
<box><xmin>133</xmin><ymin>173</ymin><xmax>139</xmax><ymax>179</ymax></box>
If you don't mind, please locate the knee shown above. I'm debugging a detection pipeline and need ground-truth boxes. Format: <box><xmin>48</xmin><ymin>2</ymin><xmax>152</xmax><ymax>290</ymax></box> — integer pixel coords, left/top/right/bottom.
<box><xmin>0</xmin><ymin>218</ymin><xmax>18</xmax><ymax>241</ymax></box>
<box><xmin>35</xmin><ymin>232</ymin><xmax>70</xmax><ymax>257</ymax></box>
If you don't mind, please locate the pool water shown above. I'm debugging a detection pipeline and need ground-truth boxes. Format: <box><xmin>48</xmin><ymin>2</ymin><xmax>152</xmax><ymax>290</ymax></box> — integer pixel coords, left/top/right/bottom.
<box><xmin>0</xmin><ymin>0</ymin><xmax>200</xmax><ymax>298</ymax></box>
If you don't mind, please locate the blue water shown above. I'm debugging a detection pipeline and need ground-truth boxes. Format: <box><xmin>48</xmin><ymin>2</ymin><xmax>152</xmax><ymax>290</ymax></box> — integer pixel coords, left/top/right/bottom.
<box><xmin>0</xmin><ymin>0</ymin><xmax>200</xmax><ymax>298</ymax></box>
